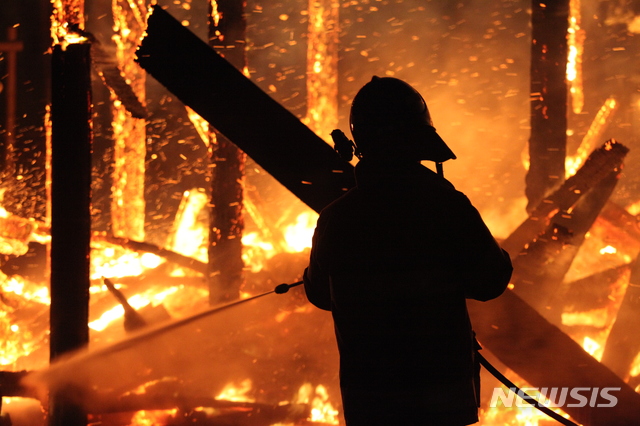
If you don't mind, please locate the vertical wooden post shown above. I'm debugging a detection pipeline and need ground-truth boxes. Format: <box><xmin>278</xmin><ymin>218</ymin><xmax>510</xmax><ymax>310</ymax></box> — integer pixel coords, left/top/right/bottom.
<box><xmin>0</xmin><ymin>26</ymin><xmax>23</xmax><ymax>179</ymax></box>
<box><xmin>208</xmin><ymin>0</ymin><xmax>247</xmax><ymax>304</ymax></box>
<box><xmin>49</xmin><ymin>43</ymin><xmax>92</xmax><ymax>426</ymax></box>
<box><xmin>526</xmin><ymin>0</ymin><xmax>569</xmax><ymax>212</ymax></box>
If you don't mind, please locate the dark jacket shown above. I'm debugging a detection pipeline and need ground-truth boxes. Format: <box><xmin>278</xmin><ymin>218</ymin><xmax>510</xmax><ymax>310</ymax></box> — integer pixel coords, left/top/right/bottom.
<box><xmin>304</xmin><ymin>158</ymin><xmax>512</xmax><ymax>425</ymax></box>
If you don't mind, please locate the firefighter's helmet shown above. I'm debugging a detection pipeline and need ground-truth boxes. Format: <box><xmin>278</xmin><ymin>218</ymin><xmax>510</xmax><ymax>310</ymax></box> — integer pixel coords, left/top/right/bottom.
<box><xmin>349</xmin><ymin>76</ymin><xmax>456</xmax><ymax>162</ymax></box>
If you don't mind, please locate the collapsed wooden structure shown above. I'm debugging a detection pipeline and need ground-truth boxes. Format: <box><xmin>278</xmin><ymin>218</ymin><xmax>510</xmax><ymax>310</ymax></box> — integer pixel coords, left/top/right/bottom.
<box><xmin>2</xmin><ymin>3</ymin><xmax>640</xmax><ymax>426</ymax></box>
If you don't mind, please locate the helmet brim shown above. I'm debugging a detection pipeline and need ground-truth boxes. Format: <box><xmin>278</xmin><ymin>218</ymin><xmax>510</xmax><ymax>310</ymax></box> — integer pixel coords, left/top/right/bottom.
<box><xmin>417</xmin><ymin>126</ymin><xmax>457</xmax><ymax>163</ymax></box>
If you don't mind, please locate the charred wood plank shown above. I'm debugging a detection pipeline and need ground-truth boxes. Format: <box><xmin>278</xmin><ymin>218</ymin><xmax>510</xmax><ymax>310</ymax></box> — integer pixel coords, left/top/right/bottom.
<box><xmin>526</xmin><ymin>0</ymin><xmax>569</xmax><ymax>212</ymax></box>
<box><xmin>503</xmin><ymin>139</ymin><xmax>629</xmax><ymax>259</ymax></box>
<box><xmin>513</xmin><ymin>168</ymin><xmax>623</xmax><ymax>314</ymax></box>
<box><xmin>103</xmin><ymin>278</ymin><xmax>148</xmax><ymax>332</ymax></box>
<box><xmin>135</xmin><ymin>5</ymin><xmax>355</xmax><ymax>214</ymax></box>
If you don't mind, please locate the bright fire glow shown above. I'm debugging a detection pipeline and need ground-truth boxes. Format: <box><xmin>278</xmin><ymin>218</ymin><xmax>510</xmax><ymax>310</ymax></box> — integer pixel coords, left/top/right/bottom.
<box><xmin>130</xmin><ymin>409</ymin><xmax>177</xmax><ymax>426</ymax></box>
<box><xmin>582</xmin><ymin>336</ymin><xmax>601</xmax><ymax>357</ymax></box>
<box><xmin>297</xmin><ymin>383</ymin><xmax>340</xmax><ymax>424</ymax></box>
<box><xmin>283</xmin><ymin>211</ymin><xmax>318</xmax><ymax>253</ymax></box>
<box><xmin>50</xmin><ymin>0</ymin><xmax>87</xmax><ymax>47</ymax></box>
<box><xmin>110</xmin><ymin>0</ymin><xmax>148</xmax><ymax>242</ymax></box>
<box><xmin>89</xmin><ymin>286</ymin><xmax>178</xmax><ymax>331</ymax></box>
<box><xmin>168</xmin><ymin>189</ymin><xmax>209</xmax><ymax>262</ymax></box>
<box><xmin>91</xmin><ymin>247</ymin><xmax>164</xmax><ymax>281</ymax></box>
<box><xmin>567</xmin><ymin>0</ymin><xmax>585</xmax><ymax>114</ymax></box>
<box><xmin>303</xmin><ymin>0</ymin><xmax>339</xmax><ymax>143</ymax></box>
<box><xmin>216</xmin><ymin>378</ymin><xmax>255</xmax><ymax>402</ymax></box>
<box><xmin>565</xmin><ymin>97</ymin><xmax>618</xmax><ymax>177</ymax></box>
<box><xmin>561</xmin><ymin>308</ymin><xmax>609</xmax><ymax>328</ymax></box>
<box><xmin>599</xmin><ymin>245</ymin><xmax>617</xmax><ymax>255</ymax></box>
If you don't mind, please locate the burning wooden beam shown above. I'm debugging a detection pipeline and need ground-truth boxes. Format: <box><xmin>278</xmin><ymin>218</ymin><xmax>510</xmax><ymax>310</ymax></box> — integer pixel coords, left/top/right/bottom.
<box><xmin>513</xmin><ymin>167</ymin><xmax>624</xmax><ymax>314</ymax></box>
<box><xmin>135</xmin><ymin>5</ymin><xmax>355</xmax><ymax>214</ymax></box>
<box><xmin>502</xmin><ymin>139</ymin><xmax>629</xmax><ymax>259</ymax></box>
<box><xmin>207</xmin><ymin>0</ymin><xmax>248</xmax><ymax>304</ymax></box>
<box><xmin>526</xmin><ymin>0</ymin><xmax>569</xmax><ymax>212</ymax></box>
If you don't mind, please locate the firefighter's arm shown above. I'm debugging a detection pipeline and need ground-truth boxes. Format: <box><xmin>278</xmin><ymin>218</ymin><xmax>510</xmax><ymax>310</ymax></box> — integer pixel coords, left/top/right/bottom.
<box><xmin>303</xmin><ymin>218</ymin><xmax>332</xmax><ymax>311</ymax></box>
<box><xmin>452</xmin><ymin>195</ymin><xmax>513</xmax><ymax>301</ymax></box>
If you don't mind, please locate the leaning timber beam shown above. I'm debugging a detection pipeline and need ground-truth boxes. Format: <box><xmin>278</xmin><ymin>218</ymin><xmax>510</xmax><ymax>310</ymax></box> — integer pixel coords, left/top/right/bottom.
<box><xmin>135</xmin><ymin>8</ymin><xmax>640</xmax><ymax>425</ymax></box>
<box><xmin>136</xmin><ymin>5</ymin><xmax>355</xmax><ymax>214</ymax></box>
<box><xmin>502</xmin><ymin>139</ymin><xmax>629</xmax><ymax>259</ymax></box>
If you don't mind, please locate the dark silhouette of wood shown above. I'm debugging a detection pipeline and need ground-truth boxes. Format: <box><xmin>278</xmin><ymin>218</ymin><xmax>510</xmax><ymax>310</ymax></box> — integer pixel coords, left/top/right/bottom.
<box><xmin>50</xmin><ymin>42</ymin><xmax>92</xmax><ymax>426</ymax></box>
<box><xmin>135</xmin><ymin>5</ymin><xmax>355</xmax><ymax>214</ymax></box>
<box><xmin>206</xmin><ymin>0</ymin><xmax>248</xmax><ymax>305</ymax></box>
<box><xmin>526</xmin><ymin>0</ymin><xmax>569</xmax><ymax>212</ymax></box>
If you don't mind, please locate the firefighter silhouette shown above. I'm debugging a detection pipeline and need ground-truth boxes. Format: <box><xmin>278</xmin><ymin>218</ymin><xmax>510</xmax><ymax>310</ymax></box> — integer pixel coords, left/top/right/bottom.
<box><xmin>304</xmin><ymin>77</ymin><xmax>513</xmax><ymax>426</ymax></box>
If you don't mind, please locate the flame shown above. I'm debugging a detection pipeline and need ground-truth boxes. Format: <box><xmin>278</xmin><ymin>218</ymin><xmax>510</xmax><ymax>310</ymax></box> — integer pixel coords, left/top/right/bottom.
<box><xmin>91</xmin><ymin>244</ymin><xmax>164</xmax><ymax>281</ymax></box>
<box><xmin>167</xmin><ymin>189</ymin><xmax>209</xmax><ymax>263</ymax></box>
<box><xmin>565</xmin><ymin>97</ymin><xmax>618</xmax><ymax>177</ymax></box>
<box><xmin>567</xmin><ymin>0</ymin><xmax>585</xmax><ymax>114</ymax></box>
<box><xmin>110</xmin><ymin>0</ymin><xmax>149</xmax><ymax>241</ymax></box>
<box><xmin>130</xmin><ymin>409</ymin><xmax>177</xmax><ymax>426</ymax></box>
<box><xmin>50</xmin><ymin>0</ymin><xmax>86</xmax><ymax>47</ymax></box>
<box><xmin>216</xmin><ymin>378</ymin><xmax>255</xmax><ymax>402</ymax></box>
<box><xmin>599</xmin><ymin>245</ymin><xmax>617</xmax><ymax>255</ymax></box>
<box><xmin>186</xmin><ymin>106</ymin><xmax>211</xmax><ymax>147</ymax></box>
<box><xmin>302</xmin><ymin>0</ymin><xmax>339</xmax><ymax>143</ymax></box>
<box><xmin>297</xmin><ymin>383</ymin><xmax>340</xmax><ymax>424</ymax></box>
<box><xmin>283</xmin><ymin>211</ymin><xmax>318</xmax><ymax>253</ymax></box>
<box><xmin>89</xmin><ymin>286</ymin><xmax>178</xmax><ymax>332</ymax></box>
<box><xmin>0</xmin><ymin>272</ymin><xmax>49</xmax><ymax>367</ymax></box>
